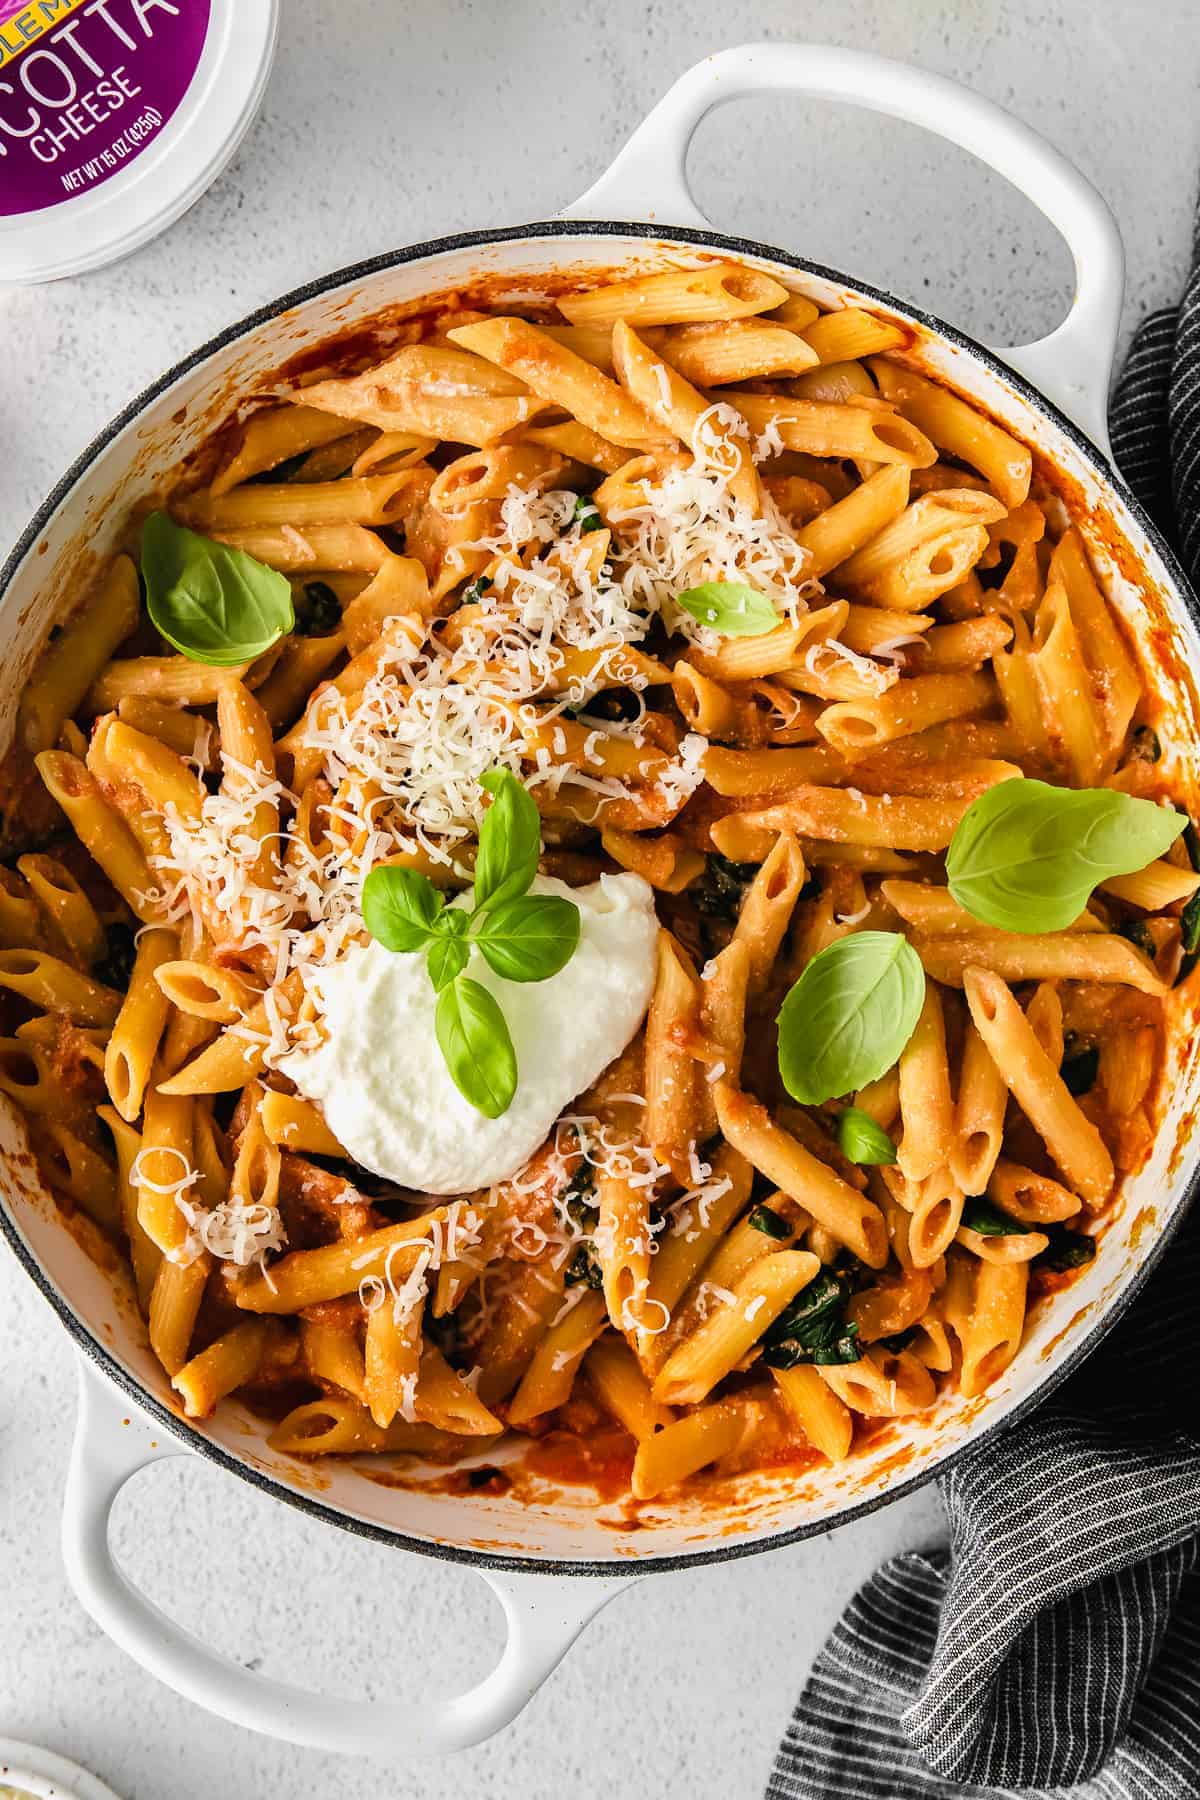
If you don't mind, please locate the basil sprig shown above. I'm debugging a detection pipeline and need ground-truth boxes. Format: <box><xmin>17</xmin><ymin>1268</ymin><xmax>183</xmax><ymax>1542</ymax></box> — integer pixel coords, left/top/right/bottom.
<box><xmin>946</xmin><ymin>778</ymin><xmax>1186</xmax><ymax>934</ymax></box>
<box><xmin>361</xmin><ymin>770</ymin><xmax>580</xmax><ymax>1118</ymax></box>
<box><xmin>776</xmin><ymin>932</ymin><xmax>925</xmax><ymax>1105</ymax></box>
<box><xmin>761</xmin><ymin>1269</ymin><xmax>861</xmax><ymax>1368</ymax></box>
<box><xmin>676</xmin><ymin>581</ymin><xmax>780</xmax><ymax>637</ymax></box>
<box><xmin>141</xmin><ymin>511</ymin><xmax>294</xmax><ymax>665</ymax></box>
<box><xmin>837</xmin><ymin>1106</ymin><xmax>898</xmax><ymax>1166</ymax></box>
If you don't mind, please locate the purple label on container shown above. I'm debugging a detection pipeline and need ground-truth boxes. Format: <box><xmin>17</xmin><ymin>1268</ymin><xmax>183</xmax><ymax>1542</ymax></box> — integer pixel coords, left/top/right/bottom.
<box><xmin>0</xmin><ymin>0</ymin><xmax>212</xmax><ymax>217</ymax></box>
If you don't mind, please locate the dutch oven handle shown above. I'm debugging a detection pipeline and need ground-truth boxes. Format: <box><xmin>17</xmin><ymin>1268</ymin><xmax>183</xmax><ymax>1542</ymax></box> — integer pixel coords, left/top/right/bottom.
<box><xmin>61</xmin><ymin>1361</ymin><xmax>632</xmax><ymax>1754</ymax></box>
<box><xmin>562</xmin><ymin>42</ymin><xmax>1125</xmax><ymax>455</ymax></box>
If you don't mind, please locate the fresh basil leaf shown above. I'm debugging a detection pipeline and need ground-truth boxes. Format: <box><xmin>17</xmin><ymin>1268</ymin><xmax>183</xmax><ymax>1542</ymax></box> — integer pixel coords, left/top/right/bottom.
<box><xmin>474</xmin><ymin>769</ymin><xmax>541</xmax><ymax>912</ymax></box>
<box><xmin>427</xmin><ymin>933</ymin><xmax>469</xmax><ymax>992</ymax></box>
<box><xmin>474</xmin><ymin>894</ymin><xmax>580</xmax><ymax>983</ymax></box>
<box><xmin>435</xmin><ymin>977</ymin><xmax>517</xmax><ymax>1118</ymax></box>
<box><xmin>837</xmin><ymin>1106</ymin><xmax>898</xmax><ymax>1166</ymax></box>
<box><xmin>777</xmin><ymin>931</ymin><xmax>925</xmax><ymax>1105</ymax></box>
<box><xmin>462</xmin><ymin>574</ymin><xmax>492</xmax><ymax>607</ymax></box>
<box><xmin>141</xmin><ymin>511</ymin><xmax>294</xmax><ymax>666</ymax></box>
<box><xmin>762</xmin><ymin>1269</ymin><xmax>861</xmax><ymax>1366</ymax></box>
<box><xmin>1036</xmin><ymin>1225</ymin><xmax>1098</xmax><ymax>1272</ymax></box>
<box><xmin>675</xmin><ymin>581</ymin><xmax>780</xmax><ymax>638</ymax></box>
<box><xmin>960</xmin><ymin>1196</ymin><xmax>1034</xmax><ymax>1237</ymax></box>
<box><xmin>1060</xmin><ymin>1038</ymin><xmax>1099</xmax><ymax>1096</ymax></box>
<box><xmin>361</xmin><ymin>865</ymin><xmax>444</xmax><ymax>953</ymax></box>
<box><xmin>946</xmin><ymin>778</ymin><xmax>1187</xmax><ymax>934</ymax></box>
<box><xmin>748</xmin><ymin>1203</ymin><xmax>791</xmax><ymax>1240</ymax></box>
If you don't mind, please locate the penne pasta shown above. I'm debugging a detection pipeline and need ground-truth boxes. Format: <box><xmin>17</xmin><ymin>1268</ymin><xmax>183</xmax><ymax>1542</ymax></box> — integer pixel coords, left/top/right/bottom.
<box><xmin>771</xmin><ymin>1364</ymin><xmax>854</xmax><ymax>1462</ymax></box>
<box><xmin>963</xmin><ymin>969</ymin><xmax>1114</xmax><ymax>1207</ymax></box>
<box><xmin>871</xmin><ymin>360</ymin><xmax>1032</xmax><ymax>507</ymax></box>
<box><xmin>897</xmin><ymin>983</ymin><xmax>953</xmax><ymax>1183</ymax></box>
<box><xmin>174</xmin><ymin>1319</ymin><xmax>286</xmax><ymax>1419</ymax></box>
<box><xmin>559</xmin><ymin>263</ymin><xmax>789</xmax><ymax>329</ymax></box>
<box><xmin>648</xmin><ymin>318</ymin><xmax>819</xmax><ymax>385</ymax></box>
<box><xmin>105</xmin><ymin>927</ymin><xmax>177</xmax><ymax>1122</ymax></box>
<box><xmin>631</xmin><ymin>1398</ymin><xmax>752</xmax><ymax>1499</ymax></box>
<box><xmin>447</xmin><ymin>318</ymin><xmax>671</xmax><ymax>451</ymax></box>
<box><xmin>816</xmin><ymin>671</ymin><xmax>994</xmax><ymax>755</ymax></box>
<box><xmin>611</xmin><ymin>319</ymin><xmax>760</xmax><ymax>510</ymax></box>
<box><xmin>9</xmin><ymin>268</ymin><xmax>1180</xmax><ymax>1488</ymax></box>
<box><xmin>19</xmin><ymin>555</ymin><xmax>140</xmax><ymax>754</ymax></box>
<box><xmin>916</xmin><ymin>932</ymin><xmax>1166</xmax><ymax>996</ymax></box>
<box><xmin>722</xmin><ymin>392</ymin><xmax>937</xmax><ymax>467</ymax></box>
<box><xmin>652</xmin><ymin>1249</ymin><xmax>820</xmax><ymax>1407</ymax></box>
<box><xmin>643</xmin><ymin>931</ymin><xmax>701</xmax><ymax>1183</ymax></box>
<box><xmin>714</xmin><ymin>1084</ymin><xmax>888</xmax><ymax>1268</ymax></box>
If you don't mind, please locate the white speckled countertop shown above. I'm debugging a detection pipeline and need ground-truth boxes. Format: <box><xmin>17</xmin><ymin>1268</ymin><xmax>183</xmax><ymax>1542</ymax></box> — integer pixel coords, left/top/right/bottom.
<box><xmin>1</xmin><ymin>5</ymin><xmax>1197</xmax><ymax>1795</ymax></box>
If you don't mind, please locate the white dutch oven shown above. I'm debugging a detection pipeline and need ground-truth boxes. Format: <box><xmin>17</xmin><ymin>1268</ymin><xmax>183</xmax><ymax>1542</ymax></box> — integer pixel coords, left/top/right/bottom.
<box><xmin>2</xmin><ymin>42</ymin><xmax>1198</xmax><ymax>1759</ymax></box>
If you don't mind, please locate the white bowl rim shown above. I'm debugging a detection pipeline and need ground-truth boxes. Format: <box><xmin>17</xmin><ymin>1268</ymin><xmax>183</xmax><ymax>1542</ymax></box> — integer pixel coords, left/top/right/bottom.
<box><xmin>0</xmin><ymin>1735</ymin><xmax>123</xmax><ymax>1800</ymax></box>
<box><xmin>1</xmin><ymin>216</ymin><xmax>1197</xmax><ymax>1576</ymax></box>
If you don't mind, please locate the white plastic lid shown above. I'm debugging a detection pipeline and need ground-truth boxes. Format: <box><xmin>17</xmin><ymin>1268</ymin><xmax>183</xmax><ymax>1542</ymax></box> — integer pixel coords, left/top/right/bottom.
<box><xmin>0</xmin><ymin>0</ymin><xmax>277</xmax><ymax>284</ymax></box>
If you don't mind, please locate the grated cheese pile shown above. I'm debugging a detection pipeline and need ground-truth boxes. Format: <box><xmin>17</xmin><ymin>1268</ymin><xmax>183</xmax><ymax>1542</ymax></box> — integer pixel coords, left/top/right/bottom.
<box><xmin>446</xmin><ymin>486</ymin><xmax>655</xmax><ymax>706</ymax></box>
<box><xmin>479</xmin><ymin>1111</ymin><xmax>734</xmax><ymax>1336</ymax></box>
<box><xmin>606</xmin><ymin>417</ymin><xmax>822</xmax><ymax>640</ymax></box>
<box><xmin>129</xmin><ymin>1145</ymin><xmax>287</xmax><ymax>1271</ymax></box>
<box><xmin>152</xmin><ymin>491</ymin><xmax>708</xmax><ymax>1057</ymax></box>
<box><xmin>181</xmin><ymin>1194</ymin><xmax>288</xmax><ymax>1268</ymax></box>
<box><xmin>150</xmin><ymin>414</ymin><xmax>838</xmax><ymax>1080</ymax></box>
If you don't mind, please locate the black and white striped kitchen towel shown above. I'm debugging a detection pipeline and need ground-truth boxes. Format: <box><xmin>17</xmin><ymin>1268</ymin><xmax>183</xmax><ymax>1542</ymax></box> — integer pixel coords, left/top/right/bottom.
<box><xmin>768</xmin><ymin>264</ymin><xmax>1200</xmax><ymax>1800</ymax></box>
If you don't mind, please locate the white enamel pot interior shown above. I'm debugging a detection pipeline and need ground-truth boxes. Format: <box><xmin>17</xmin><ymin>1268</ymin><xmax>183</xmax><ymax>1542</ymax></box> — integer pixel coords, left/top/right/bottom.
<box><xmin>2</xmin><ymin>43</ymin><xmax>1199</xmax><ymax>1757</ymax></box>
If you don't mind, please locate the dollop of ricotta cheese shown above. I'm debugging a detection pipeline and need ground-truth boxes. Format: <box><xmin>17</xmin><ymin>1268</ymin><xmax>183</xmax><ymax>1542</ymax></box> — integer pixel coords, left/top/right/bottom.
<box><xmin>280</xmin><ymin>873</ymin><xmax>659</xmax><ymax>1193</ymax></box>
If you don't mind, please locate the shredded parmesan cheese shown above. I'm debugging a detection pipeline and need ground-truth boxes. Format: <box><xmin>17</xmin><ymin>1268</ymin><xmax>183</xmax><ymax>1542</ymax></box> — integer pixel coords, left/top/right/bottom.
<box><xmin>804</xmin><ymin>637</ymin><xmax>898</xmax><ymax>694</ymax></box>
<box><xmin>835</xmin><ymin>901</ymin><xmax>872</xmax><ymax>926</ymax></box>
<box><xmin>128</xmin><ymin>1146</ymin><xmax>287</xmax><ymax>1271</ymax></box>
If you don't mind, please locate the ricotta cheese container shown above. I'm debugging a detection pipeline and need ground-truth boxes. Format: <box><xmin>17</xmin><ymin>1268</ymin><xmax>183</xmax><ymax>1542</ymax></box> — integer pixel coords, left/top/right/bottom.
<box><xmin>0</xmin><ymin>0</ymin><xmax>277</xmax><ymax>282</ymax></box>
